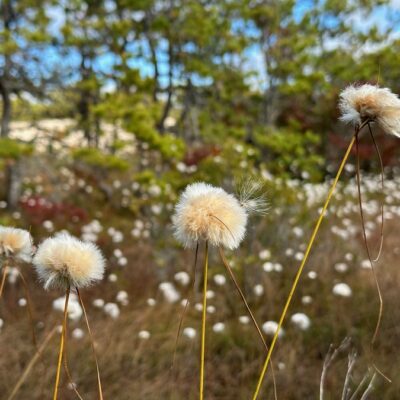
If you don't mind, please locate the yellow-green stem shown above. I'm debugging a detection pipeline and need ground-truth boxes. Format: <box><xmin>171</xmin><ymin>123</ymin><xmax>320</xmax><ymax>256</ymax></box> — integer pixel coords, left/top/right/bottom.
<box><xmin>53</xmin><ymin>287</ymin><xmax>70</xmax><ymax>400</ymax></box>
<box><xmin>200</xmin><ymin>241</ymin><xmax>209</xmax><ymax>400</ymax></box>
<box><xmin>252</xmin><ymin>134</ymin><xmax>357</xmax><ymax>400</ymax></box>
<box><xmin>0</xmin><ymin>265</ymin><xmax>8</xmax><ymax>299</ymax></box>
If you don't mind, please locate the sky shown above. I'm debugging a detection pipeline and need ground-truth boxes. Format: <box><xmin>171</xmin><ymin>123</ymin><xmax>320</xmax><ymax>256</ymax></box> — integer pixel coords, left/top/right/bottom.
<box><xmin>244</xmin><ymin>1</ymin><xmax>400</xmax><ymax>88</ymax></box>
<box><xmin>22</xmin><ymin>1</ymin><xmax>400</xmax><ymax>92</ymax></box>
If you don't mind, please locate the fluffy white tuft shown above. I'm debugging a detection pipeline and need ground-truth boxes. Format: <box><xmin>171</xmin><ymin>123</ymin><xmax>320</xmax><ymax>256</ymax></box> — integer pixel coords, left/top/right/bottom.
<box><xmin>172</xmin><ymin>182</ymin><xmax>247</xmax><ymax>250</ymax></box>
<box><xmin>33</xmin><ymin>232</ymin><xmax>105</xmax><ymax>290</ymax></box>
<box><xmin>0</xmin><ymin>226</ymin><xmax>33</xmax><ymax>262</ymax></box>
<box><xmin>339</xmin><ymin>84</ymin><xmax>400</xmax><ymax>137</ymax></box>
<box><xmin>237</xmin><ymin>179</ymin><xmax>269</xmax><ymax>215</ymax></box>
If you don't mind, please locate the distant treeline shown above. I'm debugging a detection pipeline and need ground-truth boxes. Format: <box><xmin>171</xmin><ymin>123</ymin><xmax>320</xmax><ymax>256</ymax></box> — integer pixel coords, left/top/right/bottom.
<box><xmin>1</xmin><ymin>0</ymin><xmax>400</xmax><ymax>172</ymax></box>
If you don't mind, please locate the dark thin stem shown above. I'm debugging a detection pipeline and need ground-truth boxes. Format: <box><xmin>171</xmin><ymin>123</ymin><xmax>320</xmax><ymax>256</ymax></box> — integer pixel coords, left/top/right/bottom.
<box><xmin>210</xmin><ymin>215</ymin><xmax>235</xmax><ymax>242</ymax></box>
<box><xmin>171</xmin><ymin>242</ymin><xmax>199</xmax><ymax>370</ymax></box>
<box><xmin>76</xmin><ymin>288</ymin><xmax>104</xmax><ymax>400</ymax></box>
<box><xmin>367</xmin><ymin>122</ymin><xmax>384</xmax><ymax>262</ymax></box>
<box><xmin>219</xmin><ymin>247</ymin><xmax>278</xmax><ymax>400</ymax></box>
<box><xmin>356</xmin><ymin>131</ymin><xmax>391</xmax><ymax>383</ymax></box>
<box><xmin>16</xmin><ymin>267</ymin><xmax>38</xmax><ymax>349</ymax></box>
<box><xmin>63</xmin><ymin>330</ymin><xmax>84</xmax><ymax>400</ymax></box>
<box><xmin>355</xmin><ymin>135</ymin><xmax>383</xmax><ymax>347</ymax></box>
<box><xmin>219</xmin><ymin>249</ymin><xmax>266</xmax><ymax>349</ymax></box>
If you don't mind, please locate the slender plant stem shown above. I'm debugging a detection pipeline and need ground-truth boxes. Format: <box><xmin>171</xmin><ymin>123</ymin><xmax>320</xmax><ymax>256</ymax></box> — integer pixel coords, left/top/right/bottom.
<box><xmin>360</xmin><ymin>373</ymin><xmax>377</xmax><ymax>400</ymax></box>
<box><xmin>251</xmin><ymin>123</ymin><xmax>368</xmax><ymax>400</ymax></box>
<box><xmin>356</xmin><ymin>134</ymin><xmax>391</xmax><ymax>383</ymax></box>
<box><xmin>200</xmin><ymin>241</ymin><xmax>209</xmax><ymax>400</ymax></box>
<box><xmin>355</xmin><ymin>135</ymin><xmax>383</xmax><ymax>346</ymax></box>
<box><xmin>76</xmin><ymin>287</ymin><xmax>104</xmax><ymax>400</ymax></box>
<box><xmin>219</xmin><ymin>248</ymin><xmax>267</xmax><ymax>349</ymax></box>
<box><xmin>349</xmin><ymin>371</ymin><xmax>371</xmax><ymax>400</ymax></box>
<box><xmin>16</xmin><ymin>267</ymin><xmax>38</xmax><ymax>349</ymax></box>
<box><xmin>367</xmin><ymin>123</ymin><xmax>384</xmax><ymax>262</ymax></box>
<box><xmin>219</xmin><ymin>247</ymin><xmax>278</xmax><ymax>400</ymax></box>
<box><xmin>53</xmin><ymin>286</ymin><xmax>70</xmax><ymax>400</ymax></box>
<box><xmin>341</xmin><ymin>350</ymin><xmax>357</xmax><ymax>400</ymax></box>
<box><xmin>7</xmin><ymin>326</ymin><xmax>59</xmax><ymax>400</ymax></box>
<box><xmin>63</xmin><ymin>330</ymin><xmax>84</xmax><ymax>400</ymax></box>
<box><xmin>0</xmin><ymin>264</ymin><xmax>9</xmax><ymax>298</ymax></box>
<box><xmin>172</xmin><ymin>242</ymin><xmax>199</xmax><ymax>371</ymax></box>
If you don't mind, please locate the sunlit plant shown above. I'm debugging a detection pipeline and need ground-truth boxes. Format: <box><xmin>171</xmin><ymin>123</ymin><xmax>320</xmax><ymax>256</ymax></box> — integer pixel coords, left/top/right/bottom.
<box><xmin>173</xmin><ymin>181</ymin><xmax>276</xmax><ymax>400</ymax></box>
<box><xmin>33</xmin><ymin>232</ymin><xmax>106</xmax><ymax>400</ymax></box>
<box><xmin>0</xmin><ymin>226</ymin><xmax>36</xmax><ymax>345</ymax></box>
<box><xmin>252</xmin><ymin>83</ymin><xmax>400</xmax><ymax>399</ymax></box>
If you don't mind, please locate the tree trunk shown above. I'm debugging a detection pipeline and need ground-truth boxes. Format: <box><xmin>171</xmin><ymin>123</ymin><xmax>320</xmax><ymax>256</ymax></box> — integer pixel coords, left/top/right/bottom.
<box><xmin>149</xmin><ymin>38</ymin><xmax>160</xmax><ymax>102</ymax></box>
<box><xmin>158</xmin><ymin>86</ymin><xmax>173</xmax><ymax>133</ymax></box>
<box><xmin>144</xmin><ymin>12</ymin><xmax>160</xmax><ymax>102</ymax></box>
<box><xmin>157</xmin><ymin>41</ymin><xmax>174</xmax><ymax>133</ymax></box>
<box><xmin>0</xmin><ymin>80</ymin><xmax>11</xmax><ymax>137</ymax></box>
<box><xmin>178</xmin><ymin>78</ymin><xmax>198</xmax><ymax>141</ymax></box>
<box><xmin>6</xmin><ymin>160</ymin><xmax>22</xmax><ymax>210</ymax></box>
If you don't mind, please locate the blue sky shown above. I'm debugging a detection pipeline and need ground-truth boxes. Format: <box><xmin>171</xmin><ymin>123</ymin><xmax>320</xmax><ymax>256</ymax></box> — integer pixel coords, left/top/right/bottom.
<box><xmin>41</xmin><ymin>1</ymin><xmax>400</xmax><ymax>92</ymax></box>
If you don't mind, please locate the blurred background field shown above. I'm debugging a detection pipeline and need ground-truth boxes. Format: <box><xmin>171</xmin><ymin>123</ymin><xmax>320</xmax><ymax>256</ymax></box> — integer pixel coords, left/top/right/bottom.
<box><xmin>1</xmin><ymin>1</ymin><xmax>400</xmax><ymax>399</ymax></box>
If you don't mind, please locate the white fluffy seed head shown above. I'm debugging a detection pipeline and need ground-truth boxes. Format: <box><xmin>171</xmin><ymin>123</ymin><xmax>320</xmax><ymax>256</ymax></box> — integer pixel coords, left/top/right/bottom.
<box><xmin>339</xmin><ymin>84</ymin><xmax>400</xmax><ymax>137</ymax></box>
<box><xmin>33</xmin><ymin>232</ymin><xmax>105</xmax><ymax>290</ymax></box>
<box><xmin>0</xmin><ymin>226</ymin><xmax>33</xmax><ymax>262</ymax></box>
<box><xmin>236</xmin><ymin>179</ymin><xmax>269</xmax><ymax>215</ymax></box>
<box><xmin>172</xmin><ymin>182</ymin><xmax>248</xmax><ymax>250</ymax></box>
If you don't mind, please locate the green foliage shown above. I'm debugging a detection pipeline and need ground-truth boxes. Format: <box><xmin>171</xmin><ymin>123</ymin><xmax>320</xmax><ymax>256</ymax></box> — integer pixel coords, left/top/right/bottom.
<box><xmin>255</xmin><ymin>128</ymin><xmax>324</xmax><ymax>181</ymax></box>
<box><xmin>0</xmin><ymin>138</ymin><xmax>33</xmax><ymax>160</ymax></box>
<box><xmin>72</xmin><ymin>148</ymin><xmax>129</xmax><ymax>171</ymax></box>
<box><xmin>0</xmin><ymin>0</ymin><xmax>55</xmax><ymax>131</ymax></box>
<box><xmin>125</xmin><ymin>103</ymin><xmax>186</xmax><ymax>161</ymax></box>
<box><xmin>2</xmin><ymin>0</ymin><xmax>400</xmax><ymax>177</ymax></box>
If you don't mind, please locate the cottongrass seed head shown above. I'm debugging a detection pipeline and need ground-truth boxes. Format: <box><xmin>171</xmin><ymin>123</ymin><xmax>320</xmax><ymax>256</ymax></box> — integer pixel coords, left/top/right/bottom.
<box><xmin>0</xmin><ymin>226</ymin><xmax>33</xmax><ymax>263</ymax></box>
<box><xmin>236</xmin><ymin>178</ymin><xmax>269</xmax><ymax>215</ymax></box>
<box><xmin>33</xmin><ymin>232</ymin><xmax>105</xmax><ymax>290</ymax></box>
<box><xmin>339</xmin><ymin>83</ymin><xmax>400</xmax><ymax>137</ymax></box>
<box><xmin>172</xmin><ymin>182</ymin><xmax>248</xmax><ymax>250</ymax></box>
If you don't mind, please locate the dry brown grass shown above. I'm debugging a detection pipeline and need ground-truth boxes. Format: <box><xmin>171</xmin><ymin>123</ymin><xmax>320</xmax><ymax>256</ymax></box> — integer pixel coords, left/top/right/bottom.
<box><xmin>0</xmin><ymin>224</ymin><xmax>400</xmax><ymax>400</ymax></box>
<box><xmin>1</xmin><ymin>205</ymin><xmax>400</xmax><ymax>399</ymax></box>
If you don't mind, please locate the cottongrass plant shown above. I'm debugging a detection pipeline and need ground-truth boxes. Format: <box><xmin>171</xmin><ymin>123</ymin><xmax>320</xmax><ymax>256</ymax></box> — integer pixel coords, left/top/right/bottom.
<box><xmin>33</xmin><ymin>232</ymin><xmax>105</xmax><ymax>400</ymax></box>
<box><xmin>0</xmin><ymin>226</ymin><xmax>36</xmax><ymax>345</ymax></box>
<box><xmin>320</xmin><ymin>337</ymin><xmax>378</xmax><ymax>400</ymax></box>
<box><xmin>0</xmin><ymin>226</ymin><xmax>33</xmax><ymax>264</ymax></box>
<box><xmin>252</xmin><ymin>83</ymin><xmax>400</xmax><ymax>399</ymax></box>
<box><xmin>173</xmin><ymin>182</ymin><xmax>276</xmax><ymax>400</ymax></box>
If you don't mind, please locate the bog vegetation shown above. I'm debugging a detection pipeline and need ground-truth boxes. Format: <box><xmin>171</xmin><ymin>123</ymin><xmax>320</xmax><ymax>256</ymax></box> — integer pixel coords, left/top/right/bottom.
<box><xmin>1</xmin><ymin>1</ymin><xmax>400</xmax><ymax>399</ymax></box>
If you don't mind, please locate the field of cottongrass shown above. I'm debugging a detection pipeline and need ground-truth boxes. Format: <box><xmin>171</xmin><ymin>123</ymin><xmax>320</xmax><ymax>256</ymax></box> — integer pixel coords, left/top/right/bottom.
<box><xmin>1</xmin><ymin>141</ymin><xmax>400</xmax><ymax>398</ymax></box>
<box><xmin>4</xmin><ymin>0</ymin><xmax>400</xmax><ymax>397</ymax></box>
